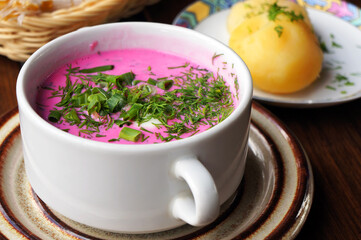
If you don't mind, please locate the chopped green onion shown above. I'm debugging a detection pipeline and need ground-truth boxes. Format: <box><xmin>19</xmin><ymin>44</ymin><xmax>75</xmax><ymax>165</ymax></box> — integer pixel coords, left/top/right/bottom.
<box><xmin>115</xmin><ymin>72</ymin><xmax>135</xmax><ymax>88</ymax></box>
<box><xmin>78</xmin><ymin>65</ymin><xmax>114</xmax><ymax>73</ymax></box>
<box><xmin>147</xmin><ymin>78</ymin><xmax>157</xmax><ymax>85</ymax></box>
<box><xmin>157</xmin><ymin>80</ymin><xmax>174</xmax><ymax>90</ymax></box>
<box><xmin>48</xmin><ymin>110</ymin><xmax>62</xmax><ymax>122</ymax></box>
<box><xmin>119</xmin><ymin>127</ymin><xmax>143</xmax><ymax>142</ymax></box>
<box><xmin>114</xmin><ymin>120</ymin><xmax>132</xmax><ymax>127</ymax></box>
<box><xmin>106</xmin><ymin>93</ymin><xmax>126</xmax><ymax>113</ymax></box>
<box><xmin>122</xmin><ymin>103</ymin><xmax>143</xmax><ymax>120</ymax></box>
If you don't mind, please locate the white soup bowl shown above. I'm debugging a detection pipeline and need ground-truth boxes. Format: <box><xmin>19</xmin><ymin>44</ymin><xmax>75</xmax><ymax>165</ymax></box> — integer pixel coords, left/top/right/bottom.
<box><xmin>16</xmin><ymin>22</ymin><xmax>252</xmax><ymax>233</ymax></box>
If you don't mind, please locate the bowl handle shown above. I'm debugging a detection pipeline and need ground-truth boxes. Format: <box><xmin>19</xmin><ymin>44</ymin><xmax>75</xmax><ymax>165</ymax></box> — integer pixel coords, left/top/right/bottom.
<box><xmin>171</xmin><ymin>156</ymin><xmax>219</xmax><ymax>226</ymax></box>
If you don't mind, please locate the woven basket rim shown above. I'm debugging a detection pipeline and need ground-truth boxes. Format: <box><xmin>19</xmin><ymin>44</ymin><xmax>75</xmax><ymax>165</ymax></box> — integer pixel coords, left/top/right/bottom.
<box><xmin>0</xmin><ymin>0</ymin><xmax>160</xmax><ymax>61</ymax></box>
<box><xmin>1</xmin><ymin>0</ymin><xmax>128</xmax><ymax>22</ymax></box>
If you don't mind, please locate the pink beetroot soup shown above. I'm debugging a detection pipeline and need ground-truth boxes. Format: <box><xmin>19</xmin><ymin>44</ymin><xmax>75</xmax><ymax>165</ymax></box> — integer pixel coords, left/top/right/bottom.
<box><xmin>36</xmin><ymin>48</ymin><xmax>237</xmax><ymax>144</ymax></box>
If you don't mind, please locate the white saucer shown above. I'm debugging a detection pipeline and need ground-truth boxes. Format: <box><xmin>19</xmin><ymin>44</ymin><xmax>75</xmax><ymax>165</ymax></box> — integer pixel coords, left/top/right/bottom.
<box><xmin>0</xmin><ymin>102</ymin><xmax>313</xmax><ymax>239</ymax></box>
<box><xmin>173</xmin><ymin>0</ymin><xmax>361</xmax><ymax>108</ymax></box>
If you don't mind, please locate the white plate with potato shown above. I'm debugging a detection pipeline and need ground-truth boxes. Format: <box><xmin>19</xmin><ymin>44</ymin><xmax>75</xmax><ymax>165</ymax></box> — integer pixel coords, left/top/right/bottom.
<box><xmin>173</xmin><ymin>0</ymin><xmax>361</xmax><ymax>108</ymax></box>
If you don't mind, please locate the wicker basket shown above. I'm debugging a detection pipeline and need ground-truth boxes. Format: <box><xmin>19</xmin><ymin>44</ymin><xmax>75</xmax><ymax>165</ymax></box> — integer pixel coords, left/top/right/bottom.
<box><xmin>0</xmin><ymin>0</ymin><xmax>160</xmax><ymax>62</ymax></box>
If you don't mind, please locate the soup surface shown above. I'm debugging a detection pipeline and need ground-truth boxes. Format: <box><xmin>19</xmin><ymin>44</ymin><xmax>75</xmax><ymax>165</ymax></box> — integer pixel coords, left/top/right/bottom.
<box><xmin>36</xmin><ymin>48</ymin><xmax>237</xmax><ymax>144</ymax></box>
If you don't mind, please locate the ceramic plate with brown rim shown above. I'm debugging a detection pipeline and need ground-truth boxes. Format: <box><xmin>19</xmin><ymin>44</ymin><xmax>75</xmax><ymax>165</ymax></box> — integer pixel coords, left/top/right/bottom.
<box><xmin>0</xmin><ymin>102</ymin><xmax>313</xmax><ymax>240</ymax></box>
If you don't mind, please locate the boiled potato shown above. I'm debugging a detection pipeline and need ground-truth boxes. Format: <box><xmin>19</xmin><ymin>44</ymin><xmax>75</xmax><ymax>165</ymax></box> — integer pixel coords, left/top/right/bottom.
<box><xmin>228</xmin><ymin>0</ymin><xmax>323</xmax><ymax>94</ymax></box>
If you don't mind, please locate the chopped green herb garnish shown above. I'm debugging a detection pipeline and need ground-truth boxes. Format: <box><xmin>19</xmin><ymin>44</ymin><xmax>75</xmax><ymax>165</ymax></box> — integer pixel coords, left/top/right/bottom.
<box><xmin>168</xmin><ymin>63</ymin><xmax>190</xmax><ymax>69</ymax></box>
<box><xmin>108</xmin><ymin>138</ymin><xmax>119</xmax><ymax>142</ymax></box>
<box><xmin>332</xmin><ymin>41</ymin><xmax>342</xmax><ymax>48</ymax></box>
<box><xmin>79</xmin><ymin>129</ymin><xmax>97</xmax><ymax>135</ymax></box>
<box><xmin>119</xmin><ymin>127</ymin><xmax>143</xmax><ymax>142</ymax></box>
<box><xmin>326</xmin><ymin>85</ymin><xmax>336</xmax><ymax>91</ymax></box>
<box><xmin>78</xmin><ymin>65</ymin><xmax>114</xmax><ymax>73</ymax></box>
<box><xmin>267</xmin><ymin>2</ymin><xmax>304</xmax><ymax>36</ymax></box>
<box><xmin>274</xmin><ymin>25</ymin><xmax>283</xmax><ymax>37</ymax></box>
<box><xmin>156</xmin><ymin>80</ymin><xmax>174</xmax><ymax>90</ymax></box>
<box><xmin>48</xmin><ymin>109</ymin><xmax>62</xmax><ymax>122</ymax></box>
<box><xmin>268</xmin><ymin>2</ymin><xmax>304</xmax><ymax>22</ymax></box>
<box><xmin>268</xmin><ymin>3</ymin><xmax>282</xmax><ymax>21</ymax></box>
<box><xmin>96</xmin><ymin>134</ymin><xmax>107</xmax><ymax>137</ymax></box>
<box><xmin>132</xmin><ymin>80</ymin><xmax>143</xmax><ymax>85</ymax></box>
<box><xmin>142</xmin><ymin>135</ymin><xmax>150</xmax><ymax>142</ymax></box>
<box><xmin>344</xmin><ymin>82</ymin><xmax>354</xmax><ymax>86</ymax></box>
<box><xmin>122</xmin><ymin>103</ymin><xmax>143</xmax><ymax>121</ymax></box>
<box><xmin>335</xmin><ymin>73</ymin><xmax>348</xmax><ymax>82</ymax></box>
<box><xmin>140</xmin><ymin>127</ymin><xmax>154</xmax><ymax>134</ymax></box>
<box><xmin>328</xmin><ymin>33</ymin><xmax>342</xmax><ymax>48</ymax></box>
<box><xmin>46</xmin><ymin>61</ymin><xmax>235</xmax><ymax>143</ymax></box>
<box><xmin>114</xmin><ymin>120</ymin><xmax>131</xmax><ymax>127</ymax></box>
<box><xmin>350</xmin><ymin>72</ymin><xmax>361</xmax><ymax>77</ymax></box>
<box><xmin>320</xmin><ymin>41</ymin><xmax>329</xmax><ymax>53</ymax></box>
<box><xmin>212</xmin><ymin>53</ymin><xmax>223</xmax><ymax>64</ymax></box>
<box><xmin>147</xmin><ymin>78</ymin><xmax>157</xmax><ymax>85</ymax></box>
<box><xmin>326</xmin><ymin>73</ymin><xmax>355</xmax><ymax>91</ymax></box>
<box><xmin>64</xmin><ymin>109</ymin><xmax>81</xmax><ymax>125</ymax></box>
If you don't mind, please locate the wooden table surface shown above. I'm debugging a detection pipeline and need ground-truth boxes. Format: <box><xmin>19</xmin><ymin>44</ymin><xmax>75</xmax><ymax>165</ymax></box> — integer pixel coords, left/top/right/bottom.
<box><xmin>1</xmin><ymin>0</ymin><xmax>361</xmax><ymax>239</ymax></box>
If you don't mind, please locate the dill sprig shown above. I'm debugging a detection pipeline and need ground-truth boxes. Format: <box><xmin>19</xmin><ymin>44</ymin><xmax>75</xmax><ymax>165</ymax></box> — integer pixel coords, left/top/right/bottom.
<box><xmin>268</xmin><ymin>2</ymin><xmax>304</xmax><ymax>22</ymax></box>
<box><xmin>267</xmin><ymin>2</ymin><xmax>304</xmax><ymax>37</ymax></box>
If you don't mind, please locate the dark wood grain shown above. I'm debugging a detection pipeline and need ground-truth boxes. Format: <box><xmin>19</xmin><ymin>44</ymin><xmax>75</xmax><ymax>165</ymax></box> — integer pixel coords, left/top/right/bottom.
<box><xmin>266</xmin><ymin>99</ymin><xmax>361</xmax><ymax>240</ymax></box>
<box><xmin>0</xmin><ymin>56</ymin><xmax>20</xmax><ymax>116</ymax></box>
<box><xmin>1</xmin><ymin>0</ymin><xmax>361</xmax><ymax>239</ymax></box>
